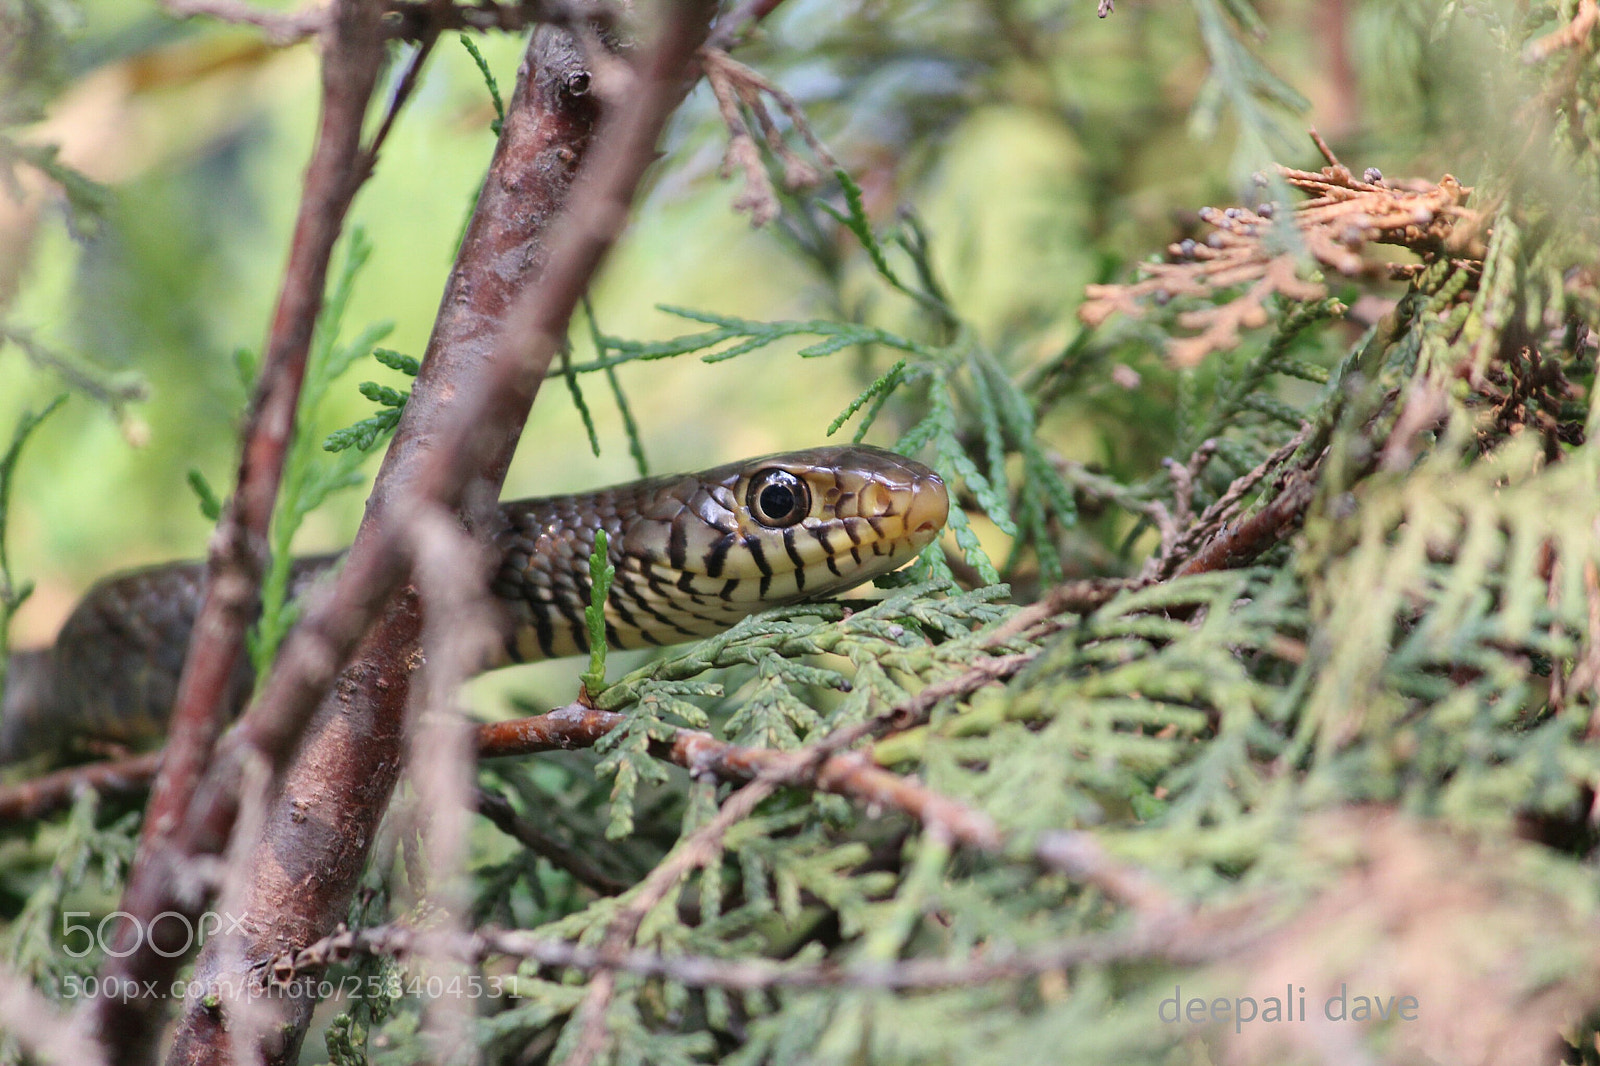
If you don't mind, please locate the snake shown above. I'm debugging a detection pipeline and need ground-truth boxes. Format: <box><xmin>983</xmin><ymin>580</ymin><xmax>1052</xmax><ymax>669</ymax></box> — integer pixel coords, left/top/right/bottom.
<box><xmin>0</xmin><ymin>445</ymin><xmax>948</xmax><ymax>765</ymax></box>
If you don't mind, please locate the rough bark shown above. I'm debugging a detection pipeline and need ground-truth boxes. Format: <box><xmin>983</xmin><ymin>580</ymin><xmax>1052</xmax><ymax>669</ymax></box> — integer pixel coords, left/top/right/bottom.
<box><xmin>162</xmin><ymin>25</ymin><xmax>606</xmax><ymax>1065</ymax></box>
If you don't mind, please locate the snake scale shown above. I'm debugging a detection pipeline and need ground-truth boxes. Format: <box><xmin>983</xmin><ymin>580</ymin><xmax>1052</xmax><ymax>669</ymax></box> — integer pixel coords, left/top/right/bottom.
<box><xmin>0</xmin><ymin>445</ymin><xmax>948</xmax><ymax>765</ymax></box>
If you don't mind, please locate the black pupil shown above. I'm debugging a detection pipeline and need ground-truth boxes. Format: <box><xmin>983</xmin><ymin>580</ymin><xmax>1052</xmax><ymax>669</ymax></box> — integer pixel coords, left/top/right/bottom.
<box><xmin>760</xmin><ymin>482</ymin><xmax>796</xmax><ymax>519</ymax></box>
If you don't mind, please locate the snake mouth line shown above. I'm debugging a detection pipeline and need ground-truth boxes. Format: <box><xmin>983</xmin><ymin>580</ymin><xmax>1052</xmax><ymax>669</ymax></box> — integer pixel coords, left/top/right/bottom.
<box><xmin>904</xmin><ymin>472</ymin><xmax>950</xmax><ymax>542</ymax></box>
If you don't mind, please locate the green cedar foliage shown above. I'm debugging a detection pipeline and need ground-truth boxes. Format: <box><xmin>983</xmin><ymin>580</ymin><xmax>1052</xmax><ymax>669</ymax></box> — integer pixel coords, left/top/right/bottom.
<box><xmin>412</xmin><ymin>7</ymin><xmax>1600</xmax><ymax>1064</ymax></box>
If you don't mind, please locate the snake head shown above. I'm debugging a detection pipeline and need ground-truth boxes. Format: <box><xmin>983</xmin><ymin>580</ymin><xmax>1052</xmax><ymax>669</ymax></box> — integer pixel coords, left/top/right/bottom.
<box><xmin>499</xmin><ymin>445</ymin><xmax>950</xmax><ymax>658</ymax></box>
<box><xmin>627</xmin><ymin>444</ymin><xmax>949</xmax><ymax>609</ymax></box>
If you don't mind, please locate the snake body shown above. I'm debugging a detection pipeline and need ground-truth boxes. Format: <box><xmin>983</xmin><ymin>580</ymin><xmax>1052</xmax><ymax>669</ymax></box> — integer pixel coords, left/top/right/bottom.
<box><xmin>0</xmin><ymin>445</ymin><xmax>948</xmax><ymax>764</ymax></box>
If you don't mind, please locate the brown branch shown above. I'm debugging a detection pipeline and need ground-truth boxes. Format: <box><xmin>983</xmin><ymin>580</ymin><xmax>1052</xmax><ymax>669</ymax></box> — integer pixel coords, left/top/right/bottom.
<box><xmin>0</xmin><ymin>752</ymin><xmax>162</xmax><ymax>822</ymax></box>
<box><xmin>478</xmin><ymin>705</ymin><xmax>1006</xmax><ymax>846</ymax></box>
<box><xmin>135</xmin><ymin>0</ymin><xmax>383</xmax><ymax>859</ymax></box>
<box><xmin>93</xmin><ymin>0</ymin><xmax>390</xmax><ymax>1059</ymax></box>
<box><xmin>982</xmin><ymin>577</ymin><xmax>1132</xmax><ymax>646</ymax></box>
<box><xmin>1156</xmin><ymin>427</ymin><xmax>1310</xmax><ymax>579</ymax></box>
<box><xmin>1174</xmin><ymin>468</ymin><xmax>1318</xmax><ymax>578</ymax></box>
<box><xmin>162</xmin><ymin>3</ymin><xmax>723</xmax><ymax>1061</ymax></box>
<box><xmin>476</xmin><ymin>701</ymin><xmax>623</xmax><ymax>754</ymax></box>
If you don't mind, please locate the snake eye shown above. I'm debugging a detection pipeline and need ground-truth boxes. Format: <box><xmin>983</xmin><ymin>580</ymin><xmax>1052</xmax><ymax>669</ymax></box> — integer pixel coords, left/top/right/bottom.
<box><xmin>747</xmin><ymin>469</ymin><xmax>811</xmax><ymax>528</ymax></box>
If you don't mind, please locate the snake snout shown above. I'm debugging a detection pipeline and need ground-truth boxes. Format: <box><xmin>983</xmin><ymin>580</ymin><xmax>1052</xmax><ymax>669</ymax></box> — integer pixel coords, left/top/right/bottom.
<box><xmin>905</xmin><ymin>470</ymin><xmax>950</xmax><ymax>541</ymax></box>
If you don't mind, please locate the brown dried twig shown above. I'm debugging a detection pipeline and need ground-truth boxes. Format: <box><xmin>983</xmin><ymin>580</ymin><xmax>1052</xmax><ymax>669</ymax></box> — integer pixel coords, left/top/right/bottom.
<box><xmin>701</xmin><ymin>47</ymin><xmax>837</xmax><ymax>226</ymax></box>
<box><xmin>160</xmin><ymin>0</ymin><xmax>328</xmax><ymax>43</ymax></box>
<box><xmin>0</xmin><ymin>751</ymin><xmax>162</xmax><ymax>822</ymax></box>
<box><xmin>269</xmin><ymin>911</ymin><xmax>1212</xmax><ymax>993</ymax></box>
<box><xmin>1156</xmin><ymin>427</ymin><xmax>1310</xmax><ymax>579</ymax></box>
<box><xmin>1174</xmin><ymin>467</ymin><xmax>1318</xmax><ymax>578</ymax></box>
<box><xmin>1081</xmin><ymin>142</ymin><xmax>1480</xmax><ymax>367</ymax></box>
<box><xmin>1524</xmin><ymin>0</ymin><xmax>1599</xmax><ymax>63</ymax></box>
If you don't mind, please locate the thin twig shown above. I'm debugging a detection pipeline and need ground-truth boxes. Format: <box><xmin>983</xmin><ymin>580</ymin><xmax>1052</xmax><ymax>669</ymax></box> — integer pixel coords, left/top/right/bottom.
<box><xmin>0</xmin><ymin>752</ymin><xmax>162</xmax><ymax>822</ymax></box>
<box><xmin>1175</xmin><ymin>469</ymin><xmax>1318</xmax><ymax>577</ymax></box>
<box><xmin>401</xmin><ymin>505</ymin><xmax>503</xmax><ymax>1055</ymax></box>
<box><xmin>1309</xmin><ymin>127</ymin><xmax>1340</xmax><ymax>168</ymax></box>
<box><xmin>161</xmin><ymin>0</ymin><xmax>329</xmax><ymax>43</ymax></box>
<box><xmin>475</xmin><ymin>788</ymin><xmax>630</xmax><ymax>895</ymax></box>
<box><xmin>359</xmin><ymin>30</ymin><xmax>440</xmax><ymax>174</ymax></box>
<box><xmin>570</xmin><ymin>775</ymin><xmax>778</xmax><ymax>1065</ymax></box>
<box><xmin>1158</xmin><ymin>427</ymin><xmax>1310</xmax><ymax>578</ymax></box>
<box><xmin>274</xmin><ymin>911</ymin><xmax>1223</xmax><ymax>993</ymax></box>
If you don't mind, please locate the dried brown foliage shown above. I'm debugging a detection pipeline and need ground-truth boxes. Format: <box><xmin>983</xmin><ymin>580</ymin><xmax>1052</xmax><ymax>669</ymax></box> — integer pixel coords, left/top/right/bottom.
<box><xmin>1081</xmin><ymin>139</ymin><xmax>1486</xmax><ymax>367</ymax></box>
